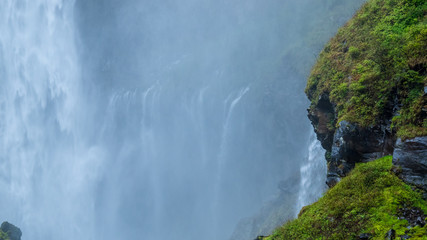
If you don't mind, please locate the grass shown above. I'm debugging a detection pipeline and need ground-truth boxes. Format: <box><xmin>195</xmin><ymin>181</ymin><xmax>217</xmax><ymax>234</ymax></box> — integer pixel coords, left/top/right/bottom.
<box><xmin>305</xmin><ymin>0</ymin><xmax>427</xmax><ymax>139</ymax></box>
<box><xmin>263</xmin><ymin>156</ymin><xmax>427</xmax><ymax>240</ymax></box>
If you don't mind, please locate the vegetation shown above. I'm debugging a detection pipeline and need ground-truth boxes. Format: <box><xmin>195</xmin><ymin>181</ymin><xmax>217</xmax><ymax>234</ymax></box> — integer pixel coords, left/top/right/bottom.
<box><xmin>263</xmin><ymin>156</ymin><xmax>427</xmax><ymax>239</ymax></box>
<box><xmin>0</xmin><ymin>230</ymin><xmax>9</xmax><ymax>240</ymax></box>
<box><xmin>306</xmin><ymin>0</ymin><xmax>427</xmax><ymax>138</ymax></box>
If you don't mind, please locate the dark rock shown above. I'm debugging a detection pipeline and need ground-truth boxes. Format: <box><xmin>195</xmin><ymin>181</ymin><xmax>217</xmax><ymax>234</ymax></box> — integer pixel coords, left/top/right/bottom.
<box><xmin>398</xmin><ymin>207</ymin><xmax>426</xmax><ymax>227</ymax></box>
<box><xmin>392</xmin><ymin>136</ymin><xmax>427</xmax><ymax>193</ymax></box>
<box><xmin>328</xmin><ymin>121</ymin><xmax>394</xmax><ymax>179</ymax></box>
<box><xmin>326</xmin><ymin>172</ymin><xmax>340</xmax><ymax>188</ymax></box>
<box><xmin>308</xmin><ymin>93</ymin><xmax>397</xmax><ymax>187</ymax></box>
<box><xmin>358</xmin><ymin>233</ymin><xmax>372</xmax><ymax>239</ymax></box>
<box><xmin>0</xmin><ymin>222</ymin><xmax>22</xmax><ymax>240</ymax></box>
<box><xmin>386</xmin><ymin>229</ymin><xmax>396</xmax><ymax>240</ymax></box>
<box><xmin>307</xmin><ymin>93</ymin><xmax>336</xmax><ymax>151</ymax></box>
<box><xmin>399</xmin><ymin>235</ymin><xmax>410</xmax><ymax>239</ymax></box>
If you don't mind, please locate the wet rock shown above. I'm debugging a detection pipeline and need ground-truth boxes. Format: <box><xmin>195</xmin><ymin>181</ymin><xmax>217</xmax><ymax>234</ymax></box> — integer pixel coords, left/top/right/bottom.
<box><xmin>358</xmin><ymin>233</ymin><xmax>372</xmax><ymax>239</ymax></box>
<box><xmin>398</xmin><ymin>207</ymin><xmax>426</xmax><ymax>227</ymax></box>
<box><xmin>307</xmin><ymin>93</ymin><xmax>336</xmax><ymax>151</ymax></box>
<box><xmin>392</xmin><ymin>136</ymin><xmax>427</xmax><ymax>193</ymax></box>
<box><xmin>399</xmin><ymin>234</ymin><xmax>410</xmax><ymax>239</ymax></box>
<box><xmin>308</xmin><ymin>93</ymin><xmax>396</xmax><ymax>187</ymax></box>
<box><xmin>326</xmin><ymin>172</ymin><xmax>340</xmax><ymax>188</ymax></box>
<box><xmin>328</xmin><ymin>121</ymin><xmax>394</xmax><ymax>179</ymax></box>
<box><xmin>385</xmin><ymin>229</ymin><xmax>396</xmax><ymax>240</ymax></box>
<box><xmin>0</xmin><ymin>222</ymin><xmax>22</xmax><ymax>240</ymax></box>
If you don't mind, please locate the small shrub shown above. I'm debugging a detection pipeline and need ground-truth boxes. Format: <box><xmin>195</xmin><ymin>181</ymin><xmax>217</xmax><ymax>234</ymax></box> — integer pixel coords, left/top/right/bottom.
<box><xmin>349</xmin><ymin>46</ymin><xmax>360</xmax><ymax>59</ymax></box>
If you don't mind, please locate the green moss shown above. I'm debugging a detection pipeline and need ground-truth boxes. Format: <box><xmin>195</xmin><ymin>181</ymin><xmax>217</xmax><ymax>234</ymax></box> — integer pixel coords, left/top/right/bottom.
<box><xmin>264</xmin><ymin>156</ymin><xmax>427</xmax><ymax>240</ymax></box>
<box><xmin>0</xmin><ymin>230</ymin><xmax>9</xmax><ymax>240</ymax></box>
<box><xmin>306</xmin><ymin>0</ymin><xmax>427</xmax><ymax>138</ymax></box>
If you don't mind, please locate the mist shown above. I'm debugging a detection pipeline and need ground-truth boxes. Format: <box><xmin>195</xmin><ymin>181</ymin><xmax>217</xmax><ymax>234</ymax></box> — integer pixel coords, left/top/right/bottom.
<box><xmin>0</xmin><ymin>0</ymin><xmax>364</xmax><ymax>239</ymax></box>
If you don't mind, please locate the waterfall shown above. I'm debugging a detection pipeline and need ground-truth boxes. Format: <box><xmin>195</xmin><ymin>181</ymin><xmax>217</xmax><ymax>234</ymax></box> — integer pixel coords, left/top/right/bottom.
<box><xmin>0</xmin><ymin>0</ymin><xmax>102</xmax><ymax>239</ymax></box>
<box><xmin>0</xmin><ymin>0</ymin><xmax>366</xmax><ymax>239</ymax></box>
<box><xmin>296</xmin><ymin>132</ymin><xmax>327</xmax><ymax>216</ymax></box>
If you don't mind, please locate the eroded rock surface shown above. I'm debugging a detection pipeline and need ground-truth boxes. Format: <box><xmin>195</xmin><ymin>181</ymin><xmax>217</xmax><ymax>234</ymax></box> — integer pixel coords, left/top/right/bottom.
<box><xmin>393</xmin><ymin>136</ymin><xmax>427</xmax><ymax>194</ymax></box>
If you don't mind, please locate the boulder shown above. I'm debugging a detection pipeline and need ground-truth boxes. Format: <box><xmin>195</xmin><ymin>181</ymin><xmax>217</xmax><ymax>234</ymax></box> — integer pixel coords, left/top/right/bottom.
<box><xmin>0</xmin><ymin>222</ymin><xmax>21</xmax><ymax>240</ymax></box>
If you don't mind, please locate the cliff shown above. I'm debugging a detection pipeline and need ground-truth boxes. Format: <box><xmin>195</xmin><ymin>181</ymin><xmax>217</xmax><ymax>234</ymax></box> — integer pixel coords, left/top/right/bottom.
<box><xmin>306</xmin><ymin>0</ymin><xmax>426</xmax><ymax>188</ymax></box>
<box><xmin>259</xmin><ymin>0</ymin><xmax>426</xmax><ymax>239</ymax></box>
<box><xmin>261</xmin><ymin>157</ymin><xmax>427</xmax><ymax>239</ymax></box>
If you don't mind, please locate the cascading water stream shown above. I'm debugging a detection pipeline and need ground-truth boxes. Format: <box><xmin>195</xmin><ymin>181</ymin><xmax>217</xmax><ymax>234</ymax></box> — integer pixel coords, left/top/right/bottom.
<box><xmin>296</xmin><ymin>132</ymin><xmax>327</xmax><ymax>216</ymax></box>
<box><xmin>0</xmin><ymin>0</ymin><xmax>366</xmax><ymax>239</ymax></box>
<box><xmin>0</xmin><ymin>0</ymin><xmax>102</xmax><ymax>239</ymax></box>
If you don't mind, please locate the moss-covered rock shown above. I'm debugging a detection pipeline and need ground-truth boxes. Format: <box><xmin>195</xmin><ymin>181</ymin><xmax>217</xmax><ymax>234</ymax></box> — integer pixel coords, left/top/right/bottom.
<box><xmin>306</xmin><ymin>0</ymin><xmax>427</xmax><ymax>188</ymax></box>
<box><xmin>0</xmin><ymin>230</ymin><xmax>9</xmax><ymax>240</ymax></box>
<box><xmin>306</xmin><ymin>0</ymin><xmax>426</xmax><ymax>139</ymax></box>
<box><xmin>262</xmin><ymin>156</ymin><xmax>427</xmax><ymax>239</ymax></box>
<box><xmin>0</xmin><ymin>222</ymin><xmax>21</xmax><ymax>240</ymax></box>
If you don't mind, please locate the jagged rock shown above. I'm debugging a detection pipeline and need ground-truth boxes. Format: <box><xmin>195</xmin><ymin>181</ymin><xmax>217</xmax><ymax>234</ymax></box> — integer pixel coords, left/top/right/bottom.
<box><xmin>0</xmin><ymin>222</ymin><xmax>21</xmax><ymax>240</ymax></box>
<box><xmin>392</xmin><ymin>136</ymin><xmax>427</xmax><ymax>194</ymax></box>
<box><xmin>308</xmin><ymin>94</ymin><xmax>396</xmax><ymax>187</ymax></box>
<box><xmin>326</xmin><ymin>121</ymin><xmax>394</xmax><ymax>186</ymax></box>
<box><xmin>385</xmin><ymin>229</ymin><xmax>396</xmax><ymax>240</ymax></box>
<box><xmin>307</xmin><ymin>93</ymin><xmax>335</xmax><ymax>151</ymax></box>
<box><xmin>397</xmin><ymin>207</ymin><xmax>426</xmax><ymax>227</ymax></box>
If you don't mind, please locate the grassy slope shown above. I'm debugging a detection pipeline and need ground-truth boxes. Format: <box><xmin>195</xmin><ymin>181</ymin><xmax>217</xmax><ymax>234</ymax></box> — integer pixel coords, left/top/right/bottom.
<box><xmin>305</xmin><ymin>0</ymin><xmax>427</xmax><ymax>138</ymax></box>
<box><xmin>264</xmin><ymin>156</ymin><xmax>427</xmax><ymax>239</ymax></box>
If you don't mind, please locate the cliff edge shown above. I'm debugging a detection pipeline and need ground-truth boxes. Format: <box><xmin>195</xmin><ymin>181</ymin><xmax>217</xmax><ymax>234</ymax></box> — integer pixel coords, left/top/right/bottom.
<box><xmin>306</xmin><ymin>0</ymin><xmax>426</xmax><ymax>188</ymax></box>
<box><xmin>258</xmin><ymin>0</ymin><xmax>426</xmax><ymax>239</ymax></box>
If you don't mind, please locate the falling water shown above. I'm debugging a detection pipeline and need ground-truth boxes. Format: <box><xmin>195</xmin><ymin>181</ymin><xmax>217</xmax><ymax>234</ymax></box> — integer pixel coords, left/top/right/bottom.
<box><xmin>0</xmin><ymin>0</ymin><xmax>100</xmax><ymax>239</ymax></box>
<box><xmin>0</xmin><ymin>0</ymin><xmax>365</xmax><ymax>239</ymax></box>
<box><xmin>296</xmin><ymin>132</ymin><xmax>327</xmax><ymax>216</ymax></box>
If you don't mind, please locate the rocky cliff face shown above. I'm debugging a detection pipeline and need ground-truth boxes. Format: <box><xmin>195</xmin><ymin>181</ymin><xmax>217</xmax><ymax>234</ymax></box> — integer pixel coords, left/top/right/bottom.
<box><xmin>306</xmin><ymin>0</ymin><xmax>427</xmax><ymax>190</ymax></box>
<box><xmin>308</xmin><ymin>94</ymin><xmax>396</xmax><ymax>187</ymax></box>
<box><xmin>393</xmin><ymin>136</ymin><xmax>427</xmax><ymax>198</ymax></box>
<box><xmin>308</xmin><ymin>86</ymin><xmax>427</xmax><ymax>192</ymax></box>
<box><xmin>308</xmin><ymin>90</ymin><xmax>427</xmax><ymax>191</ymax></box>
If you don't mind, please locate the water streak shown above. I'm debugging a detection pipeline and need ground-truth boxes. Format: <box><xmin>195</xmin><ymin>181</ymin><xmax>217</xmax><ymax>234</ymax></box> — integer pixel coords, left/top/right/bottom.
<box><xmin>296</xmin><ymin>132</ymin><xmax>327</xmax><ymax>216</ymax></box>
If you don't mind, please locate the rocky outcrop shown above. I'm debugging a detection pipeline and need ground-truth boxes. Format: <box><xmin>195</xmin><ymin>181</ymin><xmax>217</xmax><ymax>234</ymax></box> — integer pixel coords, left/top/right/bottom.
<box><xmin>309</xmin><ymin>95</ymin><xmax>426</xmax><ymax>190</ymax></box>
<box><xmin>393</xmin><ymin>136</ymin><xmax>427</xmax><ymax>196</ymax></box>
<box><xmin>307</xmin><ymin>94</ymin><xmax>335</xmax><ymax>152</ymax></box>
<box><xmin>308</xmin><ymin>94</ymin><xmax>396</xmax><ymax>187</ymax></box>
<box><xmin>0</xmin><ymin>222</ymin><xmax>22</xmax><ymax>240</ymax></box>
<box><xmin>327</xmin><ymin>120</ymin><xmax>395</xmax><ymax>186</ymax></box>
